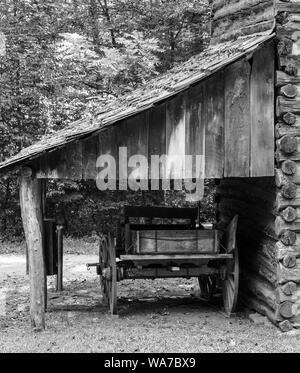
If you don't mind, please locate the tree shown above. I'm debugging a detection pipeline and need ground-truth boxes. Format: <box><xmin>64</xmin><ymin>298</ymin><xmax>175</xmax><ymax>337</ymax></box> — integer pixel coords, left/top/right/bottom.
<box><xmin>0</xmin><ymin>0</ymin><xmax>211</xmax><ymax>240</ymax></box>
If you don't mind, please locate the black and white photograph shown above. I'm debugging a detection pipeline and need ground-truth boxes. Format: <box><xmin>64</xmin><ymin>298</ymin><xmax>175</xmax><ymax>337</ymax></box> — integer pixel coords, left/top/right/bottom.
<box><xmin>0</xmin><ymin>0</ymin><xmax>300</xmax><ymax>357</ymax></box>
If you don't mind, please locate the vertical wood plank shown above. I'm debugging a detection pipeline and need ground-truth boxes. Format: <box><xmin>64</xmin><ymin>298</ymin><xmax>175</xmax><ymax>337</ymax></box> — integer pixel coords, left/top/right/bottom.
<box><xmin>203</xmin><ymin>71</ymin><xmax>225</xmax><ymax>178</ymax></box>
<box><xmin>250</xmin><ymin>42</ymin><xmax>275</xmax><ymax>177</ymax></box>
<box><xmin>117</xmin><ymin>113</ymin><xmax>149</xmax><ymax>183</ymax></box>
<box><xmin>186</xmin><ymin>83</ymin><xmax>205</xmax><ymax>178</ymax></box>
<box><xmin>120</xmin><ymin>113</ymin><xmax>148</xmax><ymax>158</ymax></box>
<box><xmin>148</xmin><ymin>105</ymin><xmax>166</xmax><ymax>156</ymax></box>
<box><xmin>37</xmin><ymin>142</ymin><xmax>83</xmax><ymax>179</ymax></box>
<box><xmin>166</xmin><ymin>93</ymin><xmax>186</xmax><ymax>182</ymax></box>
<box><xmin>148</xmin><ymin>104</ymin><xmax>166</xmax><ymax>182</ymax></box>
<box><xmin>82</xmin><ymin>135</ymin><xmax>99</xmax><ymax>180</ymax></box>
<box><xmin>20</xmin><ymin>168</ymin><xmax>46</xmax><ymax>330</ymax></box>
<box><xmin>224</xmin><ymin>59</ymin><xmax>251</xmax><ymax>177</ymax></box>
<box><xmin>98</xmin><ymin>125</ymin><xmax>118</xmax><ymax>180</ymax></box>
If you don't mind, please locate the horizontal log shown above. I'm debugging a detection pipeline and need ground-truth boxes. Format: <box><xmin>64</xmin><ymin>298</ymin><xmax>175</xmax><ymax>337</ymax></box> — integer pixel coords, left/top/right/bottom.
<box><xmin>280</xmin><ymin>161</ymin><xmax>300</xmax><ymax>185</ymax></box>
<box><xmin>212</xmin><ymin>5</ymin><xmax>275</xmax><ymax>42</ymax></box>
<box><xmin>283</xmin><ymin>254</ymin><xmax>297</xmax><ymax>268</ymax></box>
<box><xmin>242</xmin><ymin>255</ymin><xmax>277</xmax><ymax>287</ymax></box>
<box><xmin>278</xmin><ymin>259</ymin><xmax>300</xmax><ymax>284</ymax></box>
<box><xmin>276</xmin><ymin>287</ymin><xmax>297</xmax><ymax>303</ymax></box>
<box><xmin>242</xmin><ymin>270</ymin><xmax>277</xmax><ymax>311</ymax></box>
<box><xmin>278</xmin><ymin>301</ymin><xmax>294</xmax><ymax>319</ymax></box>
<box><xmin>241</xmin><ymin>293</ymin><xmax>280</xmax><ymax>325</ymax></box>
<box><xmin>278</xmin><ymin>135</ymin><xmax>298</xmax><ymax>154</ymax></box>
<box><xmin>276</xmin><ymin>2</ymin><xmax>300</xmax><ymax>13</ymax></box>
<box><xmin>280</xmin><ymin>230</ymin><xmax>297</xmax><ymax>246</ymax></box>
<box><xmin>276</xmin><ymin>150</ymin><xmax>300</xmax><ymax>161</ymax></box>
<box><xmin>213</xmin><ymin>0</ymin><xmax>273</xmax><ymax>20</ymax></box>
<box><xmin>280</xmin><ymin>84</ymin><xmax>298</xmax><ymax>99</ymax></box>
<box><xmin>276</xmin><ymin>136</ymin><xmax>300</xmax><ymax>161</ymax></box>
<box><xmin>275</xmin><ymin>241</ymin><xmax>300</xmax><ymax>261</ymax></box>
<box><xmin>276</xmin><ymin>122</ymin><xmax>300</xmax><ymax>138</ymax></box>
<box><xmin>212</xmin><ymin>19</ymin><xmax>274</xmax><ymax>43</ymax></box>
<box><xmin>278</xmin><ymin>320</ymin><xmax>294</xmax><ymax>332</ymax></box>
<box><xmin>276</xmin><ymin>22</ymin><xmax>300</xmax><ymax>39</ymax></box>
<box><xmin>281</xmin><ymin>181</ymin><xmax>297</xmax><ymax>199</ymax></box>
<box><xmin>277</xmin><ymin>37</ymin><xmax>294</xmax><ymax>57</ymax></box>
<box><xmin>276</xmin><ymin>194</ymin><xmax>300</xmax><ymax>210</ymax></box>
<box><xmin>275</xmin><ymin>168</ymin><xmax>291</xmax><ymax>187</ymax></box>
<box><xmin>282</xmin><ymin>160</ymin><xmax>297</xmax><ymax>175</ymax></box>
<box><xmin>283</xmin><ymin>112</ymin><xmax>298</xmax><ymax>125</ymax></box>
<box><xmin>281</xmin><ymin>281</ymin><xmax>298</xmax><ymax>296</ymax></box>
<box><xmin>281</xmin><ymin>206</ymin><xmax>297</xmax><ymax>223</ymax></box>
<box><xmin>276</xmin><ymin>71</ymin><xmax>300</xmax><ymax>87</ymax></box>
<box><xmin>276</xmin><ymin>96</ymin><xmax>300</xmax><ymax>116</ymax></box>
<box><xmin>279</xmin><ymin>56</ymin><xmax>300</xmax><ymax>77</ymax></box>
<box><xmin>275</xmin><ymin>216</ymin><xmax>300</xmax><ymax>236</ymax></box>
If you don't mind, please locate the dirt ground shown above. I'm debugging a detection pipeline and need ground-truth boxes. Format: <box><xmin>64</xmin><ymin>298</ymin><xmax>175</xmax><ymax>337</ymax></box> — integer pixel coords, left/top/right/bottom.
<box><xmin>0</xmin><ymin>239</ymin><xmax>300</xmax><ymax>353</ymax></box>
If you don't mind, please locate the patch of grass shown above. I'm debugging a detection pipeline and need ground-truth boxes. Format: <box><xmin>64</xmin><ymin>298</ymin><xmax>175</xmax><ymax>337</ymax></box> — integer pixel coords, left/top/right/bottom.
<box><xmin>64</xmin><ymin>236</ymin><xmax>99</xmax><ymax>255</ymax></box>
<box><xmin>0</xmin><ymin>237</ymin><xmax>99</xmax><ymax>256</ymax></box>
<box><xmin>0</xmin><ymin>240</ymin><xmax>26</xmax><ymax>255</ymax></box>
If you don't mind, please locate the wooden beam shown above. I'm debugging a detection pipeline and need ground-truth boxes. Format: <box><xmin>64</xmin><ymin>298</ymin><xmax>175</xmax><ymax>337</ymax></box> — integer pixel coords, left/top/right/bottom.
<box><xmin>56</xmin><ymin>226</ymin><xmax>64</xmax><ymax>292</ymax></box>
<box><xmin>250</xmin><ymin>42</ymin><xmax>275</xmax><ymax>177</ymax></box>
<box><xmin>120</xmin><ymin>253</ymin><xmax>233</xmax><ymax>261</ymax></box>
<box><xmin>19</xmin><ymin>167</ymin><xmax>46</xmax><ymax>331</ymax></box>
<box><xmin>203</xmin><ymin>72</ymin><xmax>225</xmax><ymax>178</ymax></box>
<box><xmin>224</xmin><ymin>59</ymin><xmax>251</xmax><ymax>177</ymax></box>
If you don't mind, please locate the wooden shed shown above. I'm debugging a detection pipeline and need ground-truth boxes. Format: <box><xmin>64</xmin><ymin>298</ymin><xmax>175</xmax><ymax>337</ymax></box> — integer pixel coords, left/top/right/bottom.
<box><xmin>0</xmin><ymin>0</ymin><xmax>300</xmax><ymax>332</ymax></box>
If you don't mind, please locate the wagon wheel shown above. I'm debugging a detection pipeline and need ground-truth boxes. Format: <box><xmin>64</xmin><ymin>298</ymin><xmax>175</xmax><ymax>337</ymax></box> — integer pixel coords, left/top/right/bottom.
<box><xmin>99</xmin><ymin>234</ymin><xmax>117</xmax><ymax>314</ymax></box>
<box><xmin>222</xmin><ymin>215</ymin><xmax>239</xmax><ymax>316</ymax></box>
<box><xmin>198</xmin><ymin>275</ymin><xmax>217</xmax><ymax>301</ymax></box>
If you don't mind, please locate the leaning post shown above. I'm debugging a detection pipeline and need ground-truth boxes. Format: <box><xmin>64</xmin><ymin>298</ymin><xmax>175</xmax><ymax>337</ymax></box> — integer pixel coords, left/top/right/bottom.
<box><xmin>19</xmin><ymin>167</ymin><xmax>46</xmax><ymax>331</ymax></box>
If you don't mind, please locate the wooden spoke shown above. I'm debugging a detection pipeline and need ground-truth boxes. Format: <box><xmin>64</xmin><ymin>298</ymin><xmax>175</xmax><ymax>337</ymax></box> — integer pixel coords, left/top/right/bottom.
<box><xmin>222</xmin><ymin>246</ymin><xmax>239</xmax><ymax>315</ymax></box>
<box><xmin>99</xmin><ymin>234</ymin><xmax>117</xmax><ymax>314</ymax></box>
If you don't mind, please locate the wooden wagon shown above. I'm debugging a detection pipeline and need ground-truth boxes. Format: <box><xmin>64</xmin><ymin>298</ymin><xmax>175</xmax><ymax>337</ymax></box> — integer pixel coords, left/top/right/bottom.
<box><xmin>88</xmin><ymin>207</ymin><xmax>239</xmax><ymax>315</ymax></box>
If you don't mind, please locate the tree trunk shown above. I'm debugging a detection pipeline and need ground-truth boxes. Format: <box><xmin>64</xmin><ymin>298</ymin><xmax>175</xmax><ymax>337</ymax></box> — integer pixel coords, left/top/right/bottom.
<box><xmin>19</xmin><ymin>167</ymin><xmax>46</xmax><ymax>331</ymax></box>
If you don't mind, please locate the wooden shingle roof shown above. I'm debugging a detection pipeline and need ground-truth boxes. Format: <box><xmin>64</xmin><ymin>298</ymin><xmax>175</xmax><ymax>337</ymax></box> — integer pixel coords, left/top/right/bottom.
<box><xmin>0</xmin><ymin>32</ymin><xmax>274</xmax><ymax>173</ymax></box>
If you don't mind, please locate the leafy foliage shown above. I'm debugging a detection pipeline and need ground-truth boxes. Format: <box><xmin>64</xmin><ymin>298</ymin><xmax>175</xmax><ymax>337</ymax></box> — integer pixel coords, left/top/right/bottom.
<box><xmin>0</xmin><ymin>0</ymin><xmax>212</xmax><ymax>240</ymax></box>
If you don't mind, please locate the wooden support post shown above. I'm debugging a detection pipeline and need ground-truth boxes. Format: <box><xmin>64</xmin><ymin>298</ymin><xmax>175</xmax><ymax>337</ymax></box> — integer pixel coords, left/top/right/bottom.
<box><xmin>25</xmin><ymin>243</ymin><xmax>29</xmax><ymax>275</ymax></box>
<box><xmin>56</xmin><ymin>226</ymin><xmax>64</xmax><ymax>292</ymax></box>
<box><xmin>19</xmin><ymin>167</ymin><xmax>46</xmax><ymax>331</ymax></box>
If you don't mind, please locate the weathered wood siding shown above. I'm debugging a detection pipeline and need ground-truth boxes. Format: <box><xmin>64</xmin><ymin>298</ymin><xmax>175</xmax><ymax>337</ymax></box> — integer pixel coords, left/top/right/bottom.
<box><xmin>35</xmin><ymin>45</ymin><xmax>274</xmax><ymax>181</ymax></box>
<box><xmin>251</xmin><ymin>42</ymin><xmax>275</xmax><ymax>177</ymax></box>
<box><xmin>224</xmin><ymin>59</ymin><xmax>251</xmax><ymax>177</ymax></box>
<box><xmin>210</xmin><ymin>0</ymin><xmax>275</xmax><ymax>44</ymax></box>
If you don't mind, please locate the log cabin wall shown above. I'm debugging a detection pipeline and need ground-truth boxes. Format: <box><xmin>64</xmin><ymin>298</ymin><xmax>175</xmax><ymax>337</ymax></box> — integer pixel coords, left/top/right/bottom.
<box><xmin>215</xmin><ymin>0</ymin><xmax>300</xmax><ymax>331</ymax></box>
<box><xmin>273</xmin><ymin>0</ymin><xmax>300</xmax><ymax>330</ymax></box>
<box><xmin>210</xmin><ymin>0</ymin><xmax>276</xmax><ymax>43</ymax></box>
